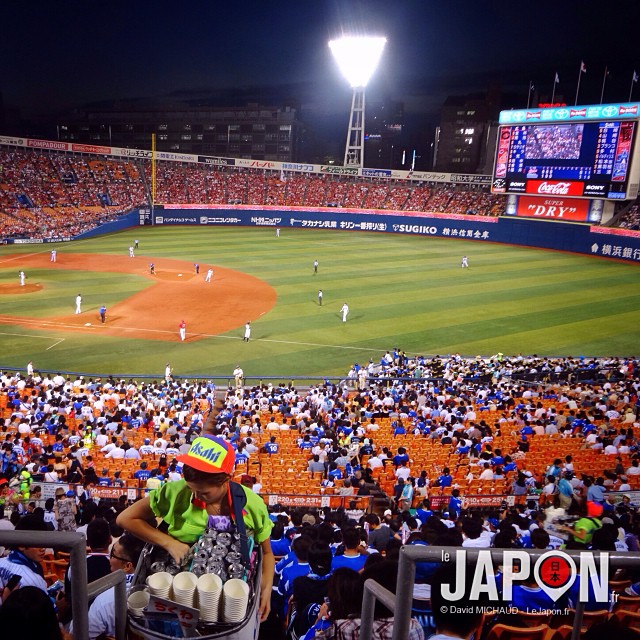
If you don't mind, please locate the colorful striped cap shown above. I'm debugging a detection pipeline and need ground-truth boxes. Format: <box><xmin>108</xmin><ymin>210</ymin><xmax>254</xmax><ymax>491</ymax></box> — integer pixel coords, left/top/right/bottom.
<box><xmin>177</xmin><ymin>435</ymin><xmax>235</xmax><ymax>474</ymax></box>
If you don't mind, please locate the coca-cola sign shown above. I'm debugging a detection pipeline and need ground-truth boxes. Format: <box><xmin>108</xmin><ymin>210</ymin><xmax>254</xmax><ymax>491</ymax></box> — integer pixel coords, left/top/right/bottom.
<box><xmin>526</xmin><ymin>180</ymin><xmax>584</xmax><ymax>197</ymax></box>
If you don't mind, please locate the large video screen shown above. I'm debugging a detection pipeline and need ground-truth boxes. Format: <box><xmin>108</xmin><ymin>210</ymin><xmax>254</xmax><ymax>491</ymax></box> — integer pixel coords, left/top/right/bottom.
<box><xmin>492</xmin><ymin>120</ymin><xmax>636</xmax><ymax>199</ymax></box>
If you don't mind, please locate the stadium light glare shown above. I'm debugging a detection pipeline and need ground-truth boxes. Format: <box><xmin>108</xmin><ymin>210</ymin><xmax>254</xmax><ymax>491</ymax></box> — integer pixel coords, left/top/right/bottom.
<box><xmin>329</xmin><ymin>35</ymin><xmax>386</xmax><ymax>168</ymax></box>
<box><xmin>329</xmin><ymin>36</ymin><xmax>386</xmax><ymax>88</ymax></box>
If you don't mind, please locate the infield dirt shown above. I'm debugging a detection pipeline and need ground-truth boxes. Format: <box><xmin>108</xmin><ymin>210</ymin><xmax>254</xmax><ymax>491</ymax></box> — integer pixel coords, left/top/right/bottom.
<box><xmin>0</xmin><ymin>253</ymin><xmax>277</xmax><ymax>342</ymax></box>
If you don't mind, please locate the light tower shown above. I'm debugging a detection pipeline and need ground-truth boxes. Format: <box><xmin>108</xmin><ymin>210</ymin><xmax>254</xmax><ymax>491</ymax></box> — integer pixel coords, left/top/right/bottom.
<box><xmin>329</xmin><ymin>35</ymin><xmax>386</xmax><ymax>168</ymax></box>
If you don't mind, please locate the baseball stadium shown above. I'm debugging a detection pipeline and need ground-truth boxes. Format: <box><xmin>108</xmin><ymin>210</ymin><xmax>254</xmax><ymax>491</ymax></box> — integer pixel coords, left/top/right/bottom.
<box><xmin>1</xmin><ymin>100</ymin><xmax>640</xmax><ymax>639</ymax></box>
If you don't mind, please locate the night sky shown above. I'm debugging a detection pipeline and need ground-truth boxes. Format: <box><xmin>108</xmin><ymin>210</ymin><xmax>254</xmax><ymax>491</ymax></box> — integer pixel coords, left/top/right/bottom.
<box><xmin>2</xmin><ymin>0</ymin><xmax>640</xmax><ymax>128</ymax></box>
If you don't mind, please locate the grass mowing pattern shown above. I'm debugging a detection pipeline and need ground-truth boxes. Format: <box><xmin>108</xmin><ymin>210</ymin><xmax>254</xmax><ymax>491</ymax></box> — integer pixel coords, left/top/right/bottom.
<box><xmin>0</xmin><ymin>226</ymin><xmax>638</xmax><ymax>378</ymax></box>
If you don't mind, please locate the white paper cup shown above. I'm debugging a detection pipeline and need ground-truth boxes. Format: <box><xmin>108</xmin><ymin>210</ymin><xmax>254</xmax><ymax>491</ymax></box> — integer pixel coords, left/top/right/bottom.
<box><xmin>172</xmin><ymin>571</ymin><xmax>198</xmax><ymax>607</ymax></box>
<box><xmin>197</xmin><ymin>574</ymin><xmax>223</xmax><ymax>622</ymax></box>
<box><xmin>127</xmin><ymin>589</ymin><xmax>150</xmax><ymax>617</ymax></box>
<box><xmin>223</xmin><ymin>578</ymin><xmax>250</xmax><ymax>623</ymax></box>
<box><xmin>146</xmin><ymin>571</ymin><xmax>173</xmax><ymax>599</ymax></box>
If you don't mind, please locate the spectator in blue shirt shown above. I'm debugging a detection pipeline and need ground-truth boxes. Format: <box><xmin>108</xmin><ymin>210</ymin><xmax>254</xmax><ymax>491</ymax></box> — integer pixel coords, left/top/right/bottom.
<box><xmin>392</xmin><ymin>421</ymin><xmax>406</xmax><ymax>437</ymax></box>
<box><xmin>97</xmin><ymin>469</ymin><xmax>112</xmax><ymax>487</ymax></box>
<box><xmin>392</xmin><ymin>447</ymin><xmax>409</xmax><ymax>467</ymax></box>
<box><xmin>277</xmin><ymin>535</ymin><xmax>313</xmax><ymax>614</ymax></box>
<box><xmin>436</xmin><ymin>468</ymin><xmax>453</xmax><ymax>488</ymax></box>
<box><xmin>133</xmin><ymin>461</ymin><xmax>151</xmax><ymax>483</ymax></box>
<box><xmin>327</xmin><ymin>463</ymin><xmax>343</xmax><ymax>481</ymax></box>
<box><xmin>448</xmin><ymin>489</ymin><xmax>462</xmax><ymax>518</ymax></box>
<box><xmin>415</xmin><ymin>499</ymin><xmax>433</xmax><ymax>525</ymax></box>
<box><xmin>332</xmin><ymin>528</ymin><xmax>368</xmax><ymax>572</ymax></box>
<box><xmin>263</xmin><ymin>436</ymin><xmax>279</xmax><ymax>454</ymax></box>
<box><xmin>270</xmin><ymin>522</ymin><xmax>292</xmax><ymax>557</ymax></box>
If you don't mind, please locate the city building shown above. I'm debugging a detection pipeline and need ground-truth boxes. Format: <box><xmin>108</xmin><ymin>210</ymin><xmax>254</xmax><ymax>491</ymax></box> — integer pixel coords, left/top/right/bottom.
<box><xmin>57</xmin><ymin>102</ymin><xmax>303</xmax><ymax>161</ymax></box>
<box><xmin>433</xmin><ymin>88</ymin><xmax>500</xmax><ymax>174</ymax></box>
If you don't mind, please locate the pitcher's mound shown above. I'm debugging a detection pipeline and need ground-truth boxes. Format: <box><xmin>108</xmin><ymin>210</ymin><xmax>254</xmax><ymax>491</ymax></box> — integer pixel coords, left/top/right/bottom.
<box><xmin>0</xmin><ymin>283</ymin><xmax>43</xmax><ymax>294</ymax></box>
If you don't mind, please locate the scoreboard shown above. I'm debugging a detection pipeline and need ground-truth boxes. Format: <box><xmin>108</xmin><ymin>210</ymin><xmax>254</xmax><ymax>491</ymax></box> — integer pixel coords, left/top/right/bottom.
<box><xmin>492</xmin><ymin>103</ymin><xmax>640</xmax><ymax>200</ymax></box>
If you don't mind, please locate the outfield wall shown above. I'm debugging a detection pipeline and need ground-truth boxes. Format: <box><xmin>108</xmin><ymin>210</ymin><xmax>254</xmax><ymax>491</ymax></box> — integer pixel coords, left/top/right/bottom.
<box><xmin>154</xmin><ymin>206</ymin><xmax>640</xmax><ymax>263</ymax></box>
<box><xmin>7</xmin><ymin>206</ymin><xmax>638</xmax><ymax>263</ymax></box>
<box><xmin>76</xmin><ymin>211</ymin><xmax>139</xmax><ymax>239</ymax></box>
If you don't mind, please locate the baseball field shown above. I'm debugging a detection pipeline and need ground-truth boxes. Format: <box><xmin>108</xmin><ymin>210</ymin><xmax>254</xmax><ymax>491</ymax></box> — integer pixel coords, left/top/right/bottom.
<box><xmin>0</xmin><ymin>226</ymin><xmax>639</xmax><ymax>380</ymax></box>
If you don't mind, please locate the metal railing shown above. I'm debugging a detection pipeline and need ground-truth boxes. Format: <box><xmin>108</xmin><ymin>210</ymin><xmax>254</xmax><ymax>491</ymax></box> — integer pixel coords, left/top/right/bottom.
<box><xmin>360</xmin><ymin>545</ymin><xmax>640</xmax><ymax>640</ymax></box>
<box><xmin>0</xmin><ymin>530</ymin><xmax>127</xmax><ymax>640</ymax></box>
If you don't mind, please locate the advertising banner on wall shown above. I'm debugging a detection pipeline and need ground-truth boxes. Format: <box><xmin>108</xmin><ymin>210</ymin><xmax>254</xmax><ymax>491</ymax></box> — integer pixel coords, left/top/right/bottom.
<box><xmin>152</xmin><ymin>206</ymin><xmax>640</xmax><ymax>263</ymax></box>
<box><xmin>515</xmin><ymin>196</ymin><xmax>592</xmax><ymax>222</ymax></box>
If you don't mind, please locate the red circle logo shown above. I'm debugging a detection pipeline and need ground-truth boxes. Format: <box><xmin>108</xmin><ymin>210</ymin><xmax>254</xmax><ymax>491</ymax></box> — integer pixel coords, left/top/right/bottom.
<box><xmin>538</xmin><ymin>555</ymin><xmax>573</xmax><ymax>590</ymax></box>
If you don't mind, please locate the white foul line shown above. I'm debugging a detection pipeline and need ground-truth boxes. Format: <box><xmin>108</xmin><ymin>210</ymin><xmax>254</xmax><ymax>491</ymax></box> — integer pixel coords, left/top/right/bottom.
<box><xmin>46</xmin><ymin>338</ymin><xmax>66</xmax><ymax>351</ymax></box>
<box><xmin>0</xmin><ymin>320</ymin><xmax>382</xmax><ymax>353</ymax></box>
<box><xmin>0</xmin><ymin>252</ymin><xmax>44</xmax><ymax>264</ymax></box>
<box><xmin>0</xmin><ymin>331</ymin><xmax>63</xmax><ymax>340</ymax></box>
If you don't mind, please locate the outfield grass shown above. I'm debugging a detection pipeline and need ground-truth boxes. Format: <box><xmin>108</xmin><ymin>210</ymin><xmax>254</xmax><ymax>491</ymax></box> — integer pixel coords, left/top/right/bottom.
<box><xmin>1</xmin><ymin>226</ymin><xmax>639</xmax><ymax>378</ymax></box>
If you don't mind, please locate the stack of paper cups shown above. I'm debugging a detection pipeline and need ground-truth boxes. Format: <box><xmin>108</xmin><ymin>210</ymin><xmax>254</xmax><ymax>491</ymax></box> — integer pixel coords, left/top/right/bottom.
<box><xmin>197</xmin><ymin>573</ymin><xmax>223</xmax><ymax>622</ymax></box>
<box><xmin>127</xmin><ymin>588</ymin><xmax>150</xmax><ymax>617</ymax></box>
<box><xmin>146</xmin><ymin>571</ymin><xmax>173</xmax><ymax>599</ymax></box>
<box><xmin>172</xmin><ymin>571</ymin><xmax>198</xmax><ymax>608</ymax></box>
<box><xmin>223</xmin><ymin>578</ymin><xmax>250</xmax><ymax>623</ymax></box>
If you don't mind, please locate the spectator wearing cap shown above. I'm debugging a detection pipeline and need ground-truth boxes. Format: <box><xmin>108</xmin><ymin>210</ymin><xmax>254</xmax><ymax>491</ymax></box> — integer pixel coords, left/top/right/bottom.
<box><xmin>54</xmin><ymin>487</ymin><xmax>77</xmax><ymax>532</ymax></box>
<box><xmin>139</xmin><ymin>439</ymin><xmax>154</xmax><ymax>456</ymax></box>
<box><xmin>0</xmin><ymin>514</ymin><xmax>50</xmax><ymax>595</ymax></box>
<box><xmin>117</xmin><ymin>434</ymin><xmax>274</xmax><ymax>621</ymax></box>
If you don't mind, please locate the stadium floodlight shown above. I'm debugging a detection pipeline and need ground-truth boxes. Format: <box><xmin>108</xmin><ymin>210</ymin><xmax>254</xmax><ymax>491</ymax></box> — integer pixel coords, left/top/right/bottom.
<box><xmin>329</xmin><ymin>35</ymin><xmax>386</xmax><ymax>168</ymax></box>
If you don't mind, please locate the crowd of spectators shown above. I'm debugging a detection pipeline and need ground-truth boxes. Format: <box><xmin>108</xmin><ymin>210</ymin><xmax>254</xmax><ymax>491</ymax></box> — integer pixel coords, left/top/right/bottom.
<box><xmin>0</xmin><ymin>352</ymin><xmax>640</xmax><ymax>637</ymax></box>
<box><xmin>525</xmin><ymin>124</ymin><xmax>583</xmax><ymax>161</ymax></box>
<box><xmin>618</xmin><ymin>201</ymin><xmax>640</xmax><ymax>230</ymax></box>
<box><xmin>1</xmin><ymin>146</ymin><xmax>508</xmax><ymax>241</ymax></box>
<box><xmin>4</xmin><ymin>145</ymin><xmax>640</xmax><ymax>243</ymax></box>
<box><xmin>146</xmin><ymin>164</ymin><xmax>504</xmax><ymax>215</ymax></box>
<box><xmin>0</xmin><ymin>148</ymin><xmax>147</xmax><ymax>239</ymax></box>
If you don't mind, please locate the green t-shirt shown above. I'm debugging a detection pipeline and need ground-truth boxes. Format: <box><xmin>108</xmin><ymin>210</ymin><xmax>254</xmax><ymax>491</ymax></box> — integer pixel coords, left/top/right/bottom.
<box><xmin>148</xmin><ymin>479</ymin><xmax>273</xmax><ymax>544</ymax></box>
<box><xmin>572</xmin><ymin>516</ymin><xmax>602</xmax><ymax>545</ymax></box>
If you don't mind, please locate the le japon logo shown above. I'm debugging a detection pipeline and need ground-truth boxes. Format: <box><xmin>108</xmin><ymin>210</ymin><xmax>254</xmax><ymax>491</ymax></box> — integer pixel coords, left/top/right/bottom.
<box><xmin>439</xmin><ymin>550</ymin><xmax>610</xmax><ymax>603</ymax></box>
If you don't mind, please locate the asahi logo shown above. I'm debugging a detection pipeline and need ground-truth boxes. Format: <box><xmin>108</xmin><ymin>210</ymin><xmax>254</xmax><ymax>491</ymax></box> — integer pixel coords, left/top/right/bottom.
<box><xmin>538</xmin><ymin>182</ymin><xmax>571</xmax><ymax>195</ymax></box>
